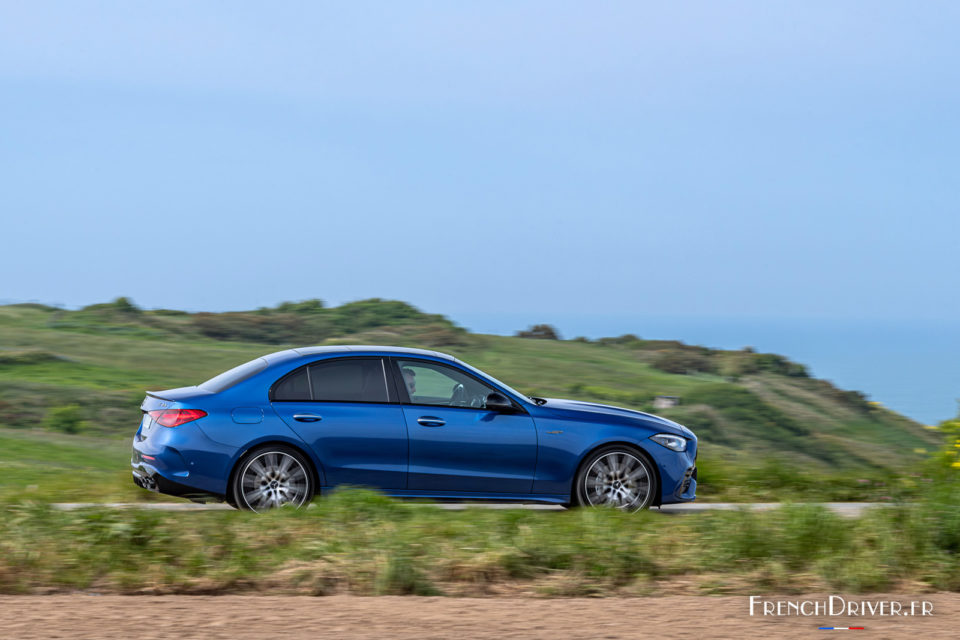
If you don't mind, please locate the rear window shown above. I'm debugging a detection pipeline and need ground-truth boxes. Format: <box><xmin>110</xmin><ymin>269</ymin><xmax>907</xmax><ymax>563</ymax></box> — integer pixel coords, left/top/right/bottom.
<box><xmin>273</xmin><ymin>368</ymin><xmax>310</xmax><ymax>401</ymax></box>
<box><xmin>311</xmin><ymin>358</ymin><xmax>388</xmax><ymax>403</ymax></box>
<box><xmin>271</xmin><ymin>358</ymin><xmax>390</xmax><ymax>403</ymax></box>
<box><xmin>199</xmin><ymin>358</ymin><xmax>268</xmax><ymax>393</ymax></box>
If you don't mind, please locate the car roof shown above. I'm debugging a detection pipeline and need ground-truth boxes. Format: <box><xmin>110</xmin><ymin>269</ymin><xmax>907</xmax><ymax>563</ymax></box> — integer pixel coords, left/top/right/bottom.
<box><xmin>285</xmin><ymin>345</ymin><xmax>455</xmax><ymax>360</ymax></box>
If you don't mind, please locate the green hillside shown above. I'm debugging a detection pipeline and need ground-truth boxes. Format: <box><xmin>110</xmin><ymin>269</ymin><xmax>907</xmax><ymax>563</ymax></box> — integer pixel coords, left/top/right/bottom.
<box><xmin>0</xmin><ymin>298</ymin><xmax>942</xmax><ymax>502</ymax></box>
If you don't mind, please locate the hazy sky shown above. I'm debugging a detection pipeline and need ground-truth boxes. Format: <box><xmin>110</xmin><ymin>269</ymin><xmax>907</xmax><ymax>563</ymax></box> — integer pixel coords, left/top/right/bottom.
<box><xmin>2</xmin><ymin>1</ymin><xmax>959</xmax><ymax>323</ymax></box>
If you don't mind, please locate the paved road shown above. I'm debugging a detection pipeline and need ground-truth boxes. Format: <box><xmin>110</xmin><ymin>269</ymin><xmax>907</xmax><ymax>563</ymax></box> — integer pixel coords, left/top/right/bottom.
<box><xmin>51</xmin><ymin>501</ymin><xmax>883</xmax><ymax>516</ymax></box>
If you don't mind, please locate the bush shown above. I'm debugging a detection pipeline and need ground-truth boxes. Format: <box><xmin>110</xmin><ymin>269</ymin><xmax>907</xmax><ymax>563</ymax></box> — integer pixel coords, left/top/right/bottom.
<box><xmin>44</xmin><ymin>404</ymin><xmax>86</xmax><ymax>434</ymax></box>
<box><xmin>516</xmin><ymin>324</ymin><xmax>561</xmax><ymax>340</ymax></box>
<box><xmin>192</xmin><ymin>312</ymin><xmax>308</xmax><ymax>344</ymax></box>
<box><xmin>0</xmin><ymin>350</ymin><xmax>65</xmax><ymax>366</ymax></box>
<box><xmin>326</xmin><ymin>299</ymin><xmax>449</xmax><ymax>334</ymax></box>
<box><xmin>594</xmin><ymin>334</ymin><xmax>642</xmax><ymax>347</ymax></box>
<box><xmin>752</xmin><ymin>353</ymin><xmax>809</xmax><ymax>377</ymax></box>
<box><xmin>651</xmin><ymin>350</ymin><xmax>716</xmax><ymax>375</ymax></box>
<box><xmin>271</xmin><ymin>299</ymin><xmax>326</xmax><ymax>314</ymax></box>
<box><xmin>80</xmin><ymin>296</ymin><xmax>141</xmax><ymax>316</ymax></box>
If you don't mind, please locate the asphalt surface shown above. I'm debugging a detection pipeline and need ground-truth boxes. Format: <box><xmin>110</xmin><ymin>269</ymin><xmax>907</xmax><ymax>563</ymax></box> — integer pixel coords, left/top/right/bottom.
<box><xmin>51</xmin><ymin>501</ymin><xmax>884</xmax><ymax>516</ymax></box>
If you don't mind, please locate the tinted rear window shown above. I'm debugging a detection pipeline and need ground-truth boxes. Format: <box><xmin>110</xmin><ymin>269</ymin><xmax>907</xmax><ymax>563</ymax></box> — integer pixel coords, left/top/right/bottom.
<box><xmin>311</xmin><ymin>358</ymin><xmax>388</xmax><ymax>403</ymax></box>
<box><xmin>273</xmin><ymin>368</ymin><xmax>310</xmax><ymax>401</ymax></box>
<box><xmin>270</xmin><ymin>358</ymin><xmax>390</xmax><ymax>403</ymax></box>
<box><xmin>199</xmin><ymin>358</ymin><xmax>268</xmax><ymax>393</ymax></box>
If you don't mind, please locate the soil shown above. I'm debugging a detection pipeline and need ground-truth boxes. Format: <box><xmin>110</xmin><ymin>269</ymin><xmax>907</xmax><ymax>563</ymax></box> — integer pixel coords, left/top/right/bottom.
<box><xmin>0</xmin><ymin>593</ymin><xmax>956</xmax><ymax>639</ymax></box>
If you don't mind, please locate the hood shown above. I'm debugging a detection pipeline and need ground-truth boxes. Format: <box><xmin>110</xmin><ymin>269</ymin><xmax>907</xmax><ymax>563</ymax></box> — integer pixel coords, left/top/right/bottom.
<box><xmin>536</xmin><ymin>398</ymin><xmax>694</xmax><ymax>437</ymax></box>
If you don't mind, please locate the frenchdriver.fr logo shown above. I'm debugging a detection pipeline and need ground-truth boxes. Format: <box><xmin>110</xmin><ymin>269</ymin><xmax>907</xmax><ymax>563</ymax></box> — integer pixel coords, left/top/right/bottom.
<box><xmin>749</xmin><ymin>595</ymin><xmax>934</xmax><ymax>630</ymax></box>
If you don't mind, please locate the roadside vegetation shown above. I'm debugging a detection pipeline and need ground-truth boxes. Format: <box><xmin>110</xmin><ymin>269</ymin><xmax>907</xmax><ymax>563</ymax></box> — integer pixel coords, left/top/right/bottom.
<box><xmin>0</xmin><ymin>458</ymin><xmax>957</xmax><ymax>596</ymax></box>
<box><xmin>1</xmin><ymin>415</ymin><xmax>956</xmax><ymax>596</ymax></box>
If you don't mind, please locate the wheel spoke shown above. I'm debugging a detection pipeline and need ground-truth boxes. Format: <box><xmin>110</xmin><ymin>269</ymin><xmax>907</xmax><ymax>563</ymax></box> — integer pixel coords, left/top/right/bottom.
<box><xmin>609</xmin><ymin>455</ymin><xmax>621</xmax><ymax>475</ymax></box>
<box><xmin>249</xmin><ymin>459</ymin><xmax>267</xmax><ymax>476</ymax></box>
<box><xmin>626</xmin><ymin>466</ymin><xmax>648</xmax><ymax>481</ymax></box>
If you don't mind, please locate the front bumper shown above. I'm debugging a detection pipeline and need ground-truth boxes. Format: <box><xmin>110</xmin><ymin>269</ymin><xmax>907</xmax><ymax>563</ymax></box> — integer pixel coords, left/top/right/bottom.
<box><xmin>655</xmin><ymin>437</ymin><xmax>698</xmax><ymax>504</ymax></box>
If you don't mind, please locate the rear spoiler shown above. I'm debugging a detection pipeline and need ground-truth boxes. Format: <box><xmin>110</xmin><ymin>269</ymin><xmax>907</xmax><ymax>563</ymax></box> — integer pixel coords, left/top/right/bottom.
<box><xmin>141</xmin><ymin>386</ymin><xmax>212</xmax><ymax>411</ymax></box>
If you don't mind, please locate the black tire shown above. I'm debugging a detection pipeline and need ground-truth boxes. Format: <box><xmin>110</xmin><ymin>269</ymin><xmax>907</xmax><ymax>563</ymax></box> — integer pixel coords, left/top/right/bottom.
<box><xmin>231</xmin><ymin>444</ymin><xmax>315</xmax><ymax>512</ymax></box>
<box><xmin>573</xmin><ymin>445</ymin><xmax>657</xmax><ymax>512</ymax></box>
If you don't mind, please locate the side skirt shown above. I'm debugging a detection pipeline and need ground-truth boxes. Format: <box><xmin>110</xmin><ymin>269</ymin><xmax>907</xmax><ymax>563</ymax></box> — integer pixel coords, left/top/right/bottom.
<box><xmin>320</xmin><ymin>488</ymin><xmax>570</xmax><ymax>504</ymax></box>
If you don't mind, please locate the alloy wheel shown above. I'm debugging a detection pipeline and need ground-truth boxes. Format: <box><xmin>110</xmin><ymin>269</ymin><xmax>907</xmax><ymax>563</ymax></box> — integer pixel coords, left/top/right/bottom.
<box><xmin>238</xmin><ymin>451</ymin><xmax>310</xmax><ymax>512</ymax></box>
<box><xmin>582</xmin><ymin>451</ymin><xmax>651</xmax><ymax>510</ymax></box>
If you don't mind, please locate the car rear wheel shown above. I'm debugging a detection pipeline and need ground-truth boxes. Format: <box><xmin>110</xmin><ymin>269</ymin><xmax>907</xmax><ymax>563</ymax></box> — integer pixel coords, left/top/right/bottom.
<box><xmin>575</xmin><ymin>446</ymin><xmax>656</xmax><ymax>512</ymax></box>
<box><xmin>233</xmin><ymin>445</ymin><xmax>314</xmax><ymax>512</ymax></box>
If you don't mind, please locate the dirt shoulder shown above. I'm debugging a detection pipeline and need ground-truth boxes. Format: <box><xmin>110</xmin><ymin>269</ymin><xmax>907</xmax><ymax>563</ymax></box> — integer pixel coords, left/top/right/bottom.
<box><xmin>0</xmin><ymin>594</ymin><xmax>956</xmax><ymax>639</ymax></box>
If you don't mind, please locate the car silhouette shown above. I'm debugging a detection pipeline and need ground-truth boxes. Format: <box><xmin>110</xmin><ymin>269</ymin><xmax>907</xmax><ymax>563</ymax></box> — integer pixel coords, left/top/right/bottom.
<box><xmin>132</xmin><ymin>346</ymin><xmax>697</xmax><ymax>511</ymax></box>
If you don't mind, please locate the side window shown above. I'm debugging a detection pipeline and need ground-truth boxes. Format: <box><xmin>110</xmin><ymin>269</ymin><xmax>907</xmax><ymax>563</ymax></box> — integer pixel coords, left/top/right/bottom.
<box><xmin>272</xmin><ymin>358</ymin><xmax>390</xmax><ymax>403</ymax></box>
<box><xmin>310</xmin><ymin>358</ymin><xmax>389</xmax><ymax>403</ymax></box>
<box><xmin>396</xmin><ymin>359</ymin><xmax>497</xmax><ymax>408</ymax></box>
<box><xmin>273</xmin><ymin>367</ymin><xmax>310</xmax><ymax>401</ymax></box>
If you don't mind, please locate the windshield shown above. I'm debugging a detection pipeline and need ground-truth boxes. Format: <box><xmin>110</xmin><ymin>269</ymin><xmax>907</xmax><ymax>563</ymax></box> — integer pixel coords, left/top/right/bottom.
<box><xmin>454</xmin><ymin>358</ymin><xmax>531</xmax><ymax>403</ymax></box>
<box><xmin>199</xmin><ymin>357</ymin><xmax>268</xmax><ymax>393</ymax></box>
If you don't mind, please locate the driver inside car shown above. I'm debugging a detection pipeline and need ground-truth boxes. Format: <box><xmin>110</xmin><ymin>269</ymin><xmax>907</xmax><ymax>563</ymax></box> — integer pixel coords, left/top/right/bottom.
<box><xmin>401</xmin><ymin>367</ymin><xmax>417</xmax><ymax>399</ymax></box>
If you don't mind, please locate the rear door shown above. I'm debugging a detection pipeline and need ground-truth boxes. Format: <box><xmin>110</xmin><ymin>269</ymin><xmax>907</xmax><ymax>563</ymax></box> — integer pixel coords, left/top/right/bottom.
<box><xmin>391</xmin><ymin>357</ymin><xmax>538</xmax><ymax>494</ymax></box>
<box><xmin>271</xmin><ymin>357</ymin><xmax>408</xmax><ymax>489</ymax></box>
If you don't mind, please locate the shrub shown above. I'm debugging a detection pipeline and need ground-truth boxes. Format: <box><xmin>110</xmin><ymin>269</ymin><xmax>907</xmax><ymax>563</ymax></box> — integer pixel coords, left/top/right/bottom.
<box><xmin>192</xmin><ymin>312</ymin><xmax>306</xmax><ymax>344</ymax></box>
<box><xmin>651</xmin><ymin>350</ymin><xmax>716</xmax><ymax>375</ymax></box>
<box><xmin>0</xmin><ymin>350</ymin><xmax>64</xmax><ymax>366</ymax></box>
<box><xmin>516</xmin><ymin>324</ymin><xmax>561</xmax><ymax>340</ymax></box>
<box><xmin>80</xmin><ymin>297</ymin><xmax>141</xmax><ymax>315</ymax></box>
<box><xmin>753</xmin><ymin>353</ymin><xmax>809</xmax><ymax>377</ymax></box>
<box><xmin>272</xmin><ymin>299</ymin><xmax>326</xmax><ymax>314</ymax></box>
<box><xmin>44</xmin><ymin>404</ymin><xmax>86</xmax><ymax>434</ymax></box>
<box><xmin>594</xmin><ymin>334</ymin><xmax>642</xmax><ymax>347</ymax></box>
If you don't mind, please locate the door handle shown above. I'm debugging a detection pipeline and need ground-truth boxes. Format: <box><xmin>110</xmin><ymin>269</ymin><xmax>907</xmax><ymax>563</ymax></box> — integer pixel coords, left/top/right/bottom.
<box><xmin>417</xmin><ymin>416</ymin><xmax>446</xmax><ymax>427</ymax></box>
<box><xmin>293</xmin><ymin>414</ymin><xmax>323</xmax><ymax>422</ymax></box>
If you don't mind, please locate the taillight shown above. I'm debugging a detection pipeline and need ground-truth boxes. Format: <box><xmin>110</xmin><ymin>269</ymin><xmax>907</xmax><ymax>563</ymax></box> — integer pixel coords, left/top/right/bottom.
<box><xmin>148</xmin><ymin>409</ymin><xmax>207</xmax><ymax>427</ymax></box>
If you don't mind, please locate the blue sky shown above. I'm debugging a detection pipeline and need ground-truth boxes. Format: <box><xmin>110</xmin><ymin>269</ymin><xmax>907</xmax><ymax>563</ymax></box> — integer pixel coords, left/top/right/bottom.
<box><xmin>1</xmin><ymin>1</ymin><xmax>958</xmax><ymax>324</ymax></box>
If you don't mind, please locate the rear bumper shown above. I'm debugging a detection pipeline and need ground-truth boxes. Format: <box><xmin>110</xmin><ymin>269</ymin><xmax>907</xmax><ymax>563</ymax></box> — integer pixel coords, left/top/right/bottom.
<box><xmin>131</xmin><ymin>456</ymin><xmax>223</xmax><ymax>503</ymax></box>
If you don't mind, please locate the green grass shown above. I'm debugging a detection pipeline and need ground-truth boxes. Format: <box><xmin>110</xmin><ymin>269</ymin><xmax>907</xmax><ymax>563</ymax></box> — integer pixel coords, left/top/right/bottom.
<box><xmin>0</xmin><ymin>489</ymin><xmax>957</xmax><ymax>596</ymax></box>
<box><xmin>0</xmin><ymin>428</ymin><xmax>160</xmax><ymax>503</ymax></box>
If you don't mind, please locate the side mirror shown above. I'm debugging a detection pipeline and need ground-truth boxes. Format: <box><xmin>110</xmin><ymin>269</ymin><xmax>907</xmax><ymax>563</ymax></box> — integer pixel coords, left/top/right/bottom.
<box><xmin>485</xmin><ymin>392</ymin><xmax>515</xmax><ymax>413</ymax></box>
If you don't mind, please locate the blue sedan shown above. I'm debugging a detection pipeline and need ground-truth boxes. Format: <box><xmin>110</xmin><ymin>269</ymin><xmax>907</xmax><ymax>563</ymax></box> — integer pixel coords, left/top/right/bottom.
<box><xmin>132</xmin><ymin>346</ymin><xmax>698</xmax><ymax>511</ymax></box>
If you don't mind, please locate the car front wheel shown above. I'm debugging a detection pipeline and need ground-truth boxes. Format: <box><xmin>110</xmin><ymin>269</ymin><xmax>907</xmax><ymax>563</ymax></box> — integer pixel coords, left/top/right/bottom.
<box><xmin>575</xmin><ymin>446</ymin><xmax>657</xmax><ymax>512</ymax></box>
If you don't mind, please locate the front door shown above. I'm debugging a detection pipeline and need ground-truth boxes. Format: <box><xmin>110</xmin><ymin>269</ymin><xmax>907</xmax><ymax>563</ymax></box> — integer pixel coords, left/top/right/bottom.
<box><xmin>392</xmin><ymin>358</ymin><xmax>538</xmax><ymax>494</ymax></box>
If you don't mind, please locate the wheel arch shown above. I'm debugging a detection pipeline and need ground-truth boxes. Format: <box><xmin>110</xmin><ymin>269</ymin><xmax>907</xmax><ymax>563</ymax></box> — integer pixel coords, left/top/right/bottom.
<box><xmin>571</xmin><ymin>440</ymin><xmax>663</xmax><ymax>507</ymax></box>
<box><xmin>227</xmin><ymin>440</ymin><xmax>322</xmax><ymax>504</ymax></box>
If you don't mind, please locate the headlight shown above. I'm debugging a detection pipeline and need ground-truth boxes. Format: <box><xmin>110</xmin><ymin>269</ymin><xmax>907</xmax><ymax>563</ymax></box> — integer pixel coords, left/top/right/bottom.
<box><xmin>650</xmin><ymin>433</ymin><xmax>687</xmax><ymax>452</ymax></box>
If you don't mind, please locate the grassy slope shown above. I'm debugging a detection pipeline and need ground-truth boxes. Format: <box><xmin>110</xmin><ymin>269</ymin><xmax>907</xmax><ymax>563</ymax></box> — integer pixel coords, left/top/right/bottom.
<box><xmin>0</xmin><ymin>301</ymin><xmax>942</xmax><ymax>502</ymax></box>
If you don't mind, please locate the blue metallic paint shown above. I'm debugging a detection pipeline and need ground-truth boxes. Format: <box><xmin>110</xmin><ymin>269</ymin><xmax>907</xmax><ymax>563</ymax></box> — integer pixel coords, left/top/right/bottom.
<box><xmin>132</xmin><ymin>346</ymin><xmax>697</xmax><ymax>506</ymax></box>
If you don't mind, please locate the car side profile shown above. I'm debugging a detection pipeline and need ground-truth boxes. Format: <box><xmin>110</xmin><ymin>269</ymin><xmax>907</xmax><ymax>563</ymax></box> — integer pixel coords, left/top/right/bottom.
<box><xmin>131</xmin><ymin>346</ymin><xmax>698</xmax><ymax>511</ymax></box>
